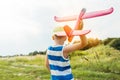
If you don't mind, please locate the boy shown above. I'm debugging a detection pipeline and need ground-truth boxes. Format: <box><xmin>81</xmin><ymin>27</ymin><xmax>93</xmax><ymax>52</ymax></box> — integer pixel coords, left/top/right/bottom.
<box><xmin>45</xmin><ymin>21</ymin><xmax>88</xmax><ymax>80</ymax></box>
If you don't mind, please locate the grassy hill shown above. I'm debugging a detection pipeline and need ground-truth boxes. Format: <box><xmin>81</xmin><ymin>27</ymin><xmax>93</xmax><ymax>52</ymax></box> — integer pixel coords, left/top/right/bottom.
<box><xmin>0</xmin><ymin>44</ymin><xmax>120</xmax><ymax>80</ymax></box>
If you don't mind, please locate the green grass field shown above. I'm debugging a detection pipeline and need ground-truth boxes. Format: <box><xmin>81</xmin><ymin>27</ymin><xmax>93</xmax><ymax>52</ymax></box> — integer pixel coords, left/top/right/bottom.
<box><xmin>0</xmin><ymin>45</ymin><xmax>120</xmax><ymax>80</ymax></box>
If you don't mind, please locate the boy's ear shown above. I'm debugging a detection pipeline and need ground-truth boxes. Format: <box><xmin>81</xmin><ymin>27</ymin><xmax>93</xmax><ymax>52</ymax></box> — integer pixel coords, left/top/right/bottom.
<box><xmin>52</xmin><ymin>36</ymin><xmax>54</xmax><ymax>40</ymax></box>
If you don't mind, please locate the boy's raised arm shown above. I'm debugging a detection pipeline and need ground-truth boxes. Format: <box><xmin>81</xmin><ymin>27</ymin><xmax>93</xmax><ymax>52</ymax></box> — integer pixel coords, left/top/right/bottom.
<box><xmin>63</xmin><ymin>34</ymin><xmax>88</xmax><ymax>58</ymax></box>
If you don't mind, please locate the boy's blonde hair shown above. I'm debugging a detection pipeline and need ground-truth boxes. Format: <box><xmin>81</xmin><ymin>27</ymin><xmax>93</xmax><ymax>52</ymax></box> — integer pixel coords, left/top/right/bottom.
<box><xmin>52</xmin><ymin>26</ymin><xmax>64</xmax><ymax>36</ymax></box>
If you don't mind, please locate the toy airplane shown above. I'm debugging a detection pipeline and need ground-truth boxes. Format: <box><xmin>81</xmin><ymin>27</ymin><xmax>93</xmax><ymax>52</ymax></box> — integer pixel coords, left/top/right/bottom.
<box><xmin>55</xmin><ymin>8</ymin><xmax>91</xmax><ymax>42</ymax></box>
<box><xmin>54</xmin><ymin>7</ymin><xmax>114</xmax><ymax>42</ymax></box>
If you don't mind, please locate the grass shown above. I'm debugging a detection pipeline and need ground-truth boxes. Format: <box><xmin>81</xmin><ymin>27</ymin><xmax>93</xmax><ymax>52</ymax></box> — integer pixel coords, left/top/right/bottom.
<box><xmin>71</xmin><ymin>45</ymin><xmax>120</xmax><ymax>80</ymax></box>
<box><xmin>0</xmin><ymin>55</ymin><xmax>50</xmax><ymax>80</ymax></box>
<box><xmin>0</xmin><ymin>45</ymin><xmax>120</xmax><ymax>80</ymax></box>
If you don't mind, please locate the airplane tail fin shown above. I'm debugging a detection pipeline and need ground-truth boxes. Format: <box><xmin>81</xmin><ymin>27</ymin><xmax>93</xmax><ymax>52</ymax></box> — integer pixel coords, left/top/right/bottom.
<box><xmin>75</xmin><ymin>8</ymin><xmax>86</xmax><ymax>30</ymax></box>
<box><xmin>64</xmin><ymin>25</ymin><xmax>74</xmax><ymax>42</ymax></box>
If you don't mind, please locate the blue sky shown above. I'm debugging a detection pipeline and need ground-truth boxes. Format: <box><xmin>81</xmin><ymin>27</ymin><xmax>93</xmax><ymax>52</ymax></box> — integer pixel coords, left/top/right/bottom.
<box><xmin>0</xmin><ymin>0</ymin><xmax>120</xmax><ymax>56</ymax></box>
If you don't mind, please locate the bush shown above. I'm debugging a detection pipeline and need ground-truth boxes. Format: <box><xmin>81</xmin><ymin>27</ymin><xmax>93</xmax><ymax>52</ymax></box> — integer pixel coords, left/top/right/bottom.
<box><xmin>108</xmin><ymin>38</ymin><xmax>120</xmax><ymax>50</ymax></box>
<box><xmin>103</xmin><ymin>38</ymin><xmax>115</xmax><ymax>45</ymax></box>
<box><xmin>29</xmin><ymin>50</ymin><xmax>46</xmax><ymax>56</ymax></box>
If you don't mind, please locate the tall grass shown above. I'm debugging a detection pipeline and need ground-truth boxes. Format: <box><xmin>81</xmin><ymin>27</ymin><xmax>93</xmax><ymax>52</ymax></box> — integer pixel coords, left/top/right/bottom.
<box><xmin>71</xmin><ymin>45</ymin><xmax>120</xmax><ymax>80</ymax></box>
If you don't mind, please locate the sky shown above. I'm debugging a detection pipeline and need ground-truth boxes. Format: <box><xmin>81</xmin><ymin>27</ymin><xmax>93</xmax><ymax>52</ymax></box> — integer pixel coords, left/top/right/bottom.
<box><xmin>0</xmin><ymin>0</ymin><xmax>120</xmax><ymax>56</ymax></box>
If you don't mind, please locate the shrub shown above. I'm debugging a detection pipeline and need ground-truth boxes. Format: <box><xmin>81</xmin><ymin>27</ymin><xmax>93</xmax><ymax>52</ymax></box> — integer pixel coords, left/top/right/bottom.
<box><xmin>108</xmin><ymin>38</ymin><xmax>120</xmax><ymax>50</ymax></box>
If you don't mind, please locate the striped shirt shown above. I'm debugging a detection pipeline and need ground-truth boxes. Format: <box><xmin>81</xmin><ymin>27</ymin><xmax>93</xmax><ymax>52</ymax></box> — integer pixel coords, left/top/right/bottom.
<box><xmin>47</xmin><ymin>45</ymin><xmax>74</xmax><ymax>80</ymax></box>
